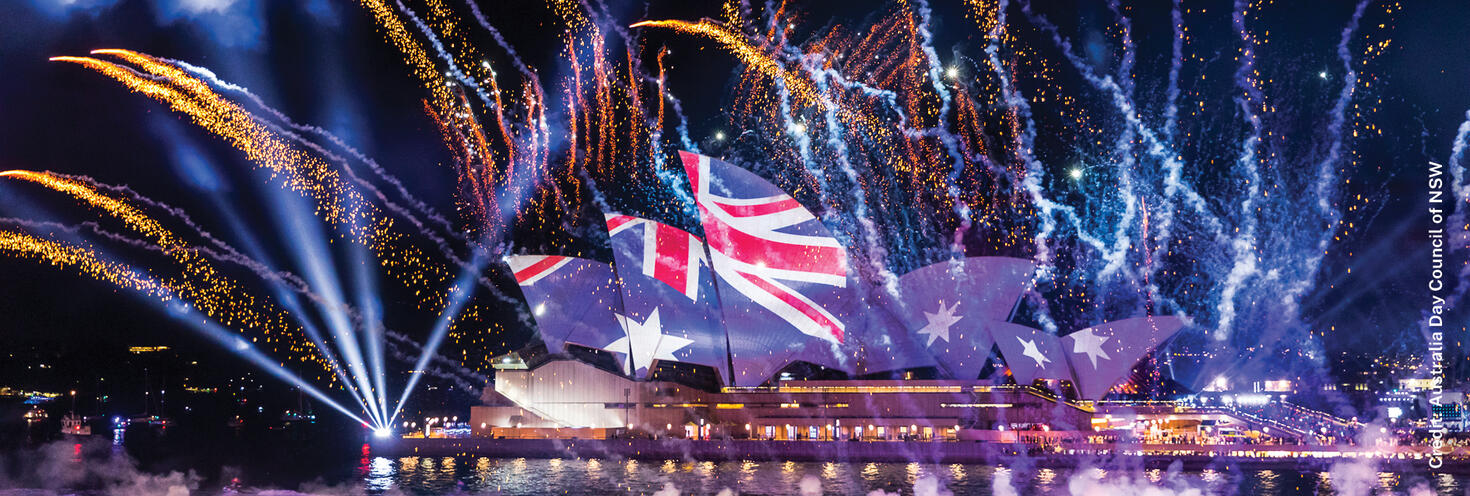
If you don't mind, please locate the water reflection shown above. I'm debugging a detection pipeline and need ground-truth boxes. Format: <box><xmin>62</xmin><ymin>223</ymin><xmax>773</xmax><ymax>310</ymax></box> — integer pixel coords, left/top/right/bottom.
<box><xmin>359</xmin><ymin>456</ymin><xmax>1465</xmax><ymax>495</ymax></box>
<box><xmin>1377</xmin><ymin>471</ymin><xmax>1398</xmax><ymax>490</ymax></box>
<box><xmin>1439</xmin><ymin>472</ymin><xmax>1463</xmax><ymax>494</ymax></box>
<box><xmin>366</xmin><ymin>457</ymin><xmax>395</xmax><ymax>492</ymax></box>
<box><xmin>1037</xmin><ymin>467</ymin><xmax>1057</xmax><ymax>487</ymax></box>
<box><xmin>585</xmin><ymin>457</ymin><xmax>601</xmax><ymax>478</ymax></box>
<box><xmin>1257</xmin><ymin>469</ymin><xmax>1279</xmax><ymax>493</ymax></box>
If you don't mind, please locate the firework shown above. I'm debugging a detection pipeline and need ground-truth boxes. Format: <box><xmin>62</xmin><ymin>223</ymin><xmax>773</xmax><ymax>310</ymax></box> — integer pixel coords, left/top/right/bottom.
<box><xmin>3</xmin><ymin>0</ymin><xmax>1446</xmax><ymax>426</ymax></box>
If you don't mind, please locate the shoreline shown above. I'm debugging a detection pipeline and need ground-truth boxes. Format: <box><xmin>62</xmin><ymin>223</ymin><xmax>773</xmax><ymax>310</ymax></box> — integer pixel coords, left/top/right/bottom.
<box><xmin>369</xmin><ymin>437</ymin><xmax>1470</xmax><ymax>474</ymax></box>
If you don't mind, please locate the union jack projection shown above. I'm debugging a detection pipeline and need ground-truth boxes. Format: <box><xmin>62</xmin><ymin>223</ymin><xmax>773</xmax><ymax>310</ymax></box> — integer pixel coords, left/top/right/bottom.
<box><xmin>504</xmin><ymin>255</ymin><xmax>629</xmax><ymax>361</ymax></box>
<box><xmin>497</xmin><ymin>152</ymin><xmax>1185</xmax><ymax>395</ymax></box>
<box><xmin>605</xmin><ymin>214</ymin><xmax>707</xmax><ymax>301</ymax></box>
<box><xmin>679</xmin><ymin>151</ymin><xmax>856</xmax><ymax>384</ymax></box>
<box><xmin>604</xmin><ymin>214</ymin><xmax>730</xmax><ymax>384</ymax></box>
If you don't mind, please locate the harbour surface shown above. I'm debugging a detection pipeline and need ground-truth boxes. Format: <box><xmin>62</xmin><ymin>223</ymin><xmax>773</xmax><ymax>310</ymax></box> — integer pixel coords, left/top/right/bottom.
<box><xmin>3</xmin><ymin>399</ymin><xmax>1468</xmax><ymax>494</ymax></box>
<box><xmin>1</xmin><ymin>431</ymin><xmax>1467</xmax><ymax>494</ymax></box>
<box><xmin>369</xmin><ymin>437</ymin><xmax>1470</xmax><ymax>474</ymax></box>
<box><xmin>355</xmin><ymin>455</ymin><xmax>1467</xmax><ymax>495</ymax></box>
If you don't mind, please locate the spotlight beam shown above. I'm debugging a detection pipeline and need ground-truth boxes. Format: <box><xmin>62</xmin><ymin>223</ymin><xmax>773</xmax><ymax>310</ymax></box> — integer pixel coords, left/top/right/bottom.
<box><xmin>208</xmin><ymin>198</ymin><xmax>386</xmax><ymax>428</ymax></box>
<box><xmin>269</xmin><ymin>189</ymin><xmax>387</xmax><ymax>426</ymax></box>
<box><xmin>352</xmin><ymin>241</ymin><xmax>391</xmax><ymax>428</ymax></box>
<box><xmin>388</xmin><ymin>251</ymin><xmax>488</xmax><ymax>424</ymax></box>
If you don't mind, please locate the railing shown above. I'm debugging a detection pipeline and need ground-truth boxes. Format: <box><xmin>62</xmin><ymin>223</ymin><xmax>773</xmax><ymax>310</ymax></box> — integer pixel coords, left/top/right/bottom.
<box><xmin>1185</xmin><ymin>405</ymin><xmax>1311</xmax><ymax>440</ymax></box>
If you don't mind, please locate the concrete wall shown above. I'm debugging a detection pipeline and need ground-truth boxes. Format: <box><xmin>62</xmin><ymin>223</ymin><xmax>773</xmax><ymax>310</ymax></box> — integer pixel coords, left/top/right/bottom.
<box><xmin>483</xmin><ymin>361</ymin><xmax>1093</xmax><ymax>440</ymax></box>
<box><xmin>492</xmin><ymin>359</ymin><xmax>691</xmax><ymax>430</ymax></box>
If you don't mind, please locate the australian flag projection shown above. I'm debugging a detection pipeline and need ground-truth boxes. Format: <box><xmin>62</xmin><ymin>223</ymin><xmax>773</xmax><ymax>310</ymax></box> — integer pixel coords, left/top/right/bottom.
<box><xmin>1062</xmin><ymin>316</ymin><xmax>1185</xmax><ymax>399</ymax></box>
<box><xmin>990</xmin><ymin>321</ymin><xmax>1073</xmax><ymax>385</ymax></box>
<box><xmin>680</xmin><ymin>151</ymin><xmax>856</xmax><ymax>385</ymax></box>
<box><xmin>893</xmin><ymin>257</ymin><xmax>1037</xmax><ymax>379</ymax></box>
<box><xmin>604</xmin><ymin>213</ymin><xmax>731</xmax><ymax>384</ymax></box>
<box><xmin>501</xmin><ymin>151</ymin><xmax>1186</xmax><ymax>397</ymax></box>
<box><xmin>850</xmin><ymin>292</ymin><xmax>937</xmax><ymax>375</ymax></box>
<box><xmin>504</xmin><ymin>255</ymin><xmax>629</xmax><ymax>360</ymax></box>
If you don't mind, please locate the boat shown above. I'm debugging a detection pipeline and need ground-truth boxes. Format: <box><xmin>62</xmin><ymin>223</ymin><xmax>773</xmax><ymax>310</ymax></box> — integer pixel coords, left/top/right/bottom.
<box><xmin>61</xmin><ymin>413</ymin><xmax>92</xmax><ymax>436</ymax></box>
<box><xmin>23</xmin><ymin>406</ymin><xmax>47</xmax><ymax>424</ymax></box>
<box><xmin>60</xmin><ymin>390</ymin><xmax>92</xmax><ymax>436</ymax></box>
<box><xmin>280</xmin><ymin>410</ymin><xmax>318</xmax><ymax>423</ymax></box>
<box><xmin>130</xmin><ymin>369</ymin><xmax>173</xmax><ymax>428</ymax></box>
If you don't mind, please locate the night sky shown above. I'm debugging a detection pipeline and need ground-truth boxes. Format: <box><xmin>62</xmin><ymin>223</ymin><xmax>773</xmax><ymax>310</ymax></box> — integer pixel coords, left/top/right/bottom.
<box><xmin>2</xmin><ymin>0</ymin><xmax>1469</xmax><ymax>413</ymax></box>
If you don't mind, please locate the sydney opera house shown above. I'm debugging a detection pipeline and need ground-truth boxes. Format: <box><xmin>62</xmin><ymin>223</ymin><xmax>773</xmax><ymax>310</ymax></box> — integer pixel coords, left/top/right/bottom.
<box><xmin>468</xmin><ymin>151</ymin><xmax>1185</xmax><ymax>442</ymax></box>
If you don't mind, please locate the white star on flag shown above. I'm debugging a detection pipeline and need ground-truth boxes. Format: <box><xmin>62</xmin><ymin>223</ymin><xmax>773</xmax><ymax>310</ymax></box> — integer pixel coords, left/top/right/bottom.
<box><xmin>1070</xmin><ymin>328</ymin><xmax>1112</xmax><ymax>368</ymax></box>
<box><xmin>604</xmin><ymin>308</ymin><xmax>694</xmax><ymax>374</ymax></box>
<box><xmin>1017</xmin><ymin>337</ymin><xmax>1050</xmax><ymax>368</ymax></box>
<box><xmin>917</xmin><ymin>301</ymin><xmax>963</xmax><ymax>347</ymax></box>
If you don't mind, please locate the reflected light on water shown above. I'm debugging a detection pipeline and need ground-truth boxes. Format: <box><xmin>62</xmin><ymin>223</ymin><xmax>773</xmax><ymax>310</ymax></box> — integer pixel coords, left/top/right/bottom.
<box><xmin>1378</xmin><ymin>471</ymin><xmax>1398</xmax><ymax>490</ymax></box>
<box><xmin>473</xmin><ymin>456</ymin><xmax>491</xmax><ymax>483</ymax></box>
<box><xmin>740</xmin><ymin>460</ymin><xmax>758</xmax><ymax>484</ymax></box>
<box><xmin>366</xmin><ymin>457</ymin><xmax>395</xmax><ymax>492</ymax></box>
<box><xmin>341</xmin><ymin>456</ymin><xmax>1454</xmax><ymax>494</ymax></box>
<box><xmin>440</xmin><ymin>456</ymin><xmax>456</xmax><ymax>480</ymax></box>
<box><xmin>1440</xmin><ymin>473</ymin><xmax>1462</xmax><ymax>493</ymax></box>
<box><xmin>1037</xmin><ymin>468</ymin><xmax>1057</xmax><ymax>487</ymax></box>
<box><xmin>1257</xmin><ymin>470</ymin><xmax>1279</xmax><ymax>492</ymax></box>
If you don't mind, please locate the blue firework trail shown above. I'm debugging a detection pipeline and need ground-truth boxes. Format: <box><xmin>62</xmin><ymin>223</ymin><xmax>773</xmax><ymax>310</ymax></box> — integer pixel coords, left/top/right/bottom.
<box><xmin>5</xmin><ymin>0</ymin><xmax>1465</xmax><ymax>430</ymax></box>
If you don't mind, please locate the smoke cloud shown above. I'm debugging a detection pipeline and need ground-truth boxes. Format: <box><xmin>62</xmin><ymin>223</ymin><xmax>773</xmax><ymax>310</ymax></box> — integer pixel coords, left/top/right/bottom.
<box><xmin>21</xmin><ymin>0</ymin><xmax>266</xmax><ymax>47</ymax></box>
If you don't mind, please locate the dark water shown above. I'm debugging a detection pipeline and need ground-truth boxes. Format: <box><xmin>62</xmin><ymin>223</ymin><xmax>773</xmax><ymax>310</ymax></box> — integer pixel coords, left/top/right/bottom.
<box><xmin>0</xmin><ymin>418</ymin><xmax>1465</xmax><ymax>495</ymax></box>
<box><xmin>356</xmin><ymin>456</ymin><xmax>1464</xmax><ymax>495</ymax></box>
<box><xmin>5</xmin><ymin>443</ymin><xmax>1467</xmax><ymax>495</ymax></box>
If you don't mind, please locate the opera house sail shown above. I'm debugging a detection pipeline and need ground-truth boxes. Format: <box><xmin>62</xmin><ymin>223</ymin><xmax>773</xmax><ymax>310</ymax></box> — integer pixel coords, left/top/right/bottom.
<box><xmin>480</xmin><ymin>151</ymin><xmax>1184</xmax><ymax>437</ymax></box>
